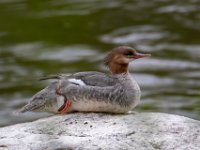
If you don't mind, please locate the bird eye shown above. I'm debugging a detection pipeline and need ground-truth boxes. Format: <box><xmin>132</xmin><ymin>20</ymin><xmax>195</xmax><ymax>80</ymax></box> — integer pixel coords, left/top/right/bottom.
<box><xmin>124</xmin><ymin>52</ymin><xmax>133</xmax><ymax>58</ymax></box>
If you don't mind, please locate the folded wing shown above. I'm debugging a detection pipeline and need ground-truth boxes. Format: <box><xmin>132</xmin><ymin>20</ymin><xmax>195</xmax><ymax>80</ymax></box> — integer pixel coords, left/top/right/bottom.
<box><xmin>39</xmin><ymin>71</ymin><xmax>118</xmax><ymax>87</ymax></box>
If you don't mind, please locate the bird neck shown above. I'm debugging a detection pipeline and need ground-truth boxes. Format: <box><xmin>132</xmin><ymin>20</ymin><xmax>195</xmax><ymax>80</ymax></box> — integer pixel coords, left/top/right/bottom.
<box><xmin>108</xmin><ymin>62</ymin><xmax>129</xmax><ymax>75</ymax></box>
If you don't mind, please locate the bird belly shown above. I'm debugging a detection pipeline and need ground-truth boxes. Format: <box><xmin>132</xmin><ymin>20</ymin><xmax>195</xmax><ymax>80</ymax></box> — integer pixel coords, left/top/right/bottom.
<box><xmin>71</xmin><ymin>99</ymin><xmax>131</xmax><ymax>113</ymax></box>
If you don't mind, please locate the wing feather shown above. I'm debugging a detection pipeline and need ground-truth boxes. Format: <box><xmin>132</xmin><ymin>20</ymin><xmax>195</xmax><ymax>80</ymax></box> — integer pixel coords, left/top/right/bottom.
<box><xmin>39</xmin><ymin>71</ymin><xmax>118</xmax><ymax>87</ymax></box>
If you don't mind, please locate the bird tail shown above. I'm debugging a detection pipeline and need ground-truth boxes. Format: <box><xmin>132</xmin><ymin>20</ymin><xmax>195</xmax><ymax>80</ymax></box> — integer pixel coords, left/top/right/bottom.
<box><xmin>16</xmin><ymin>82</ymin><xmax>59</xmax><ymax>114</ymax></box>
<box><xmin>17</xmin><ymin>103</ymin><xmax>41</xmax><ymax>114</ymax></box>
<box><xmin>17</xmin><ymin>105</ymin><xmax>29</xmax><ymax>113</ymax></box>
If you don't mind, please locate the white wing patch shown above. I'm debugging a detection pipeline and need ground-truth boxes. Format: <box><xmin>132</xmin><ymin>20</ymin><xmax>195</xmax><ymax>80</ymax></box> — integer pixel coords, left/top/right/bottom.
<box><xmin>68</xmin><ymin>79</ymin><xmax>86</xmax><ymax>86</ymax></box>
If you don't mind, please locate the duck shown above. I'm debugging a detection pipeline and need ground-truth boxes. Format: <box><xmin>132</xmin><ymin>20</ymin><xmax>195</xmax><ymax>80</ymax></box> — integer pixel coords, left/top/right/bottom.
<box><xmin>18</xmin><ymin>46</ymin><xmax>150</xmax><ymax>114</ymax></box>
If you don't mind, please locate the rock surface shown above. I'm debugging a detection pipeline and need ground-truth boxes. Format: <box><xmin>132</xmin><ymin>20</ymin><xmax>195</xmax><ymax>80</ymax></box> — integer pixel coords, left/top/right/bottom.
<box><xmin>0</xmin><ymin>112</ymin><xmax>200</xmax><ymax>150</ymax></box>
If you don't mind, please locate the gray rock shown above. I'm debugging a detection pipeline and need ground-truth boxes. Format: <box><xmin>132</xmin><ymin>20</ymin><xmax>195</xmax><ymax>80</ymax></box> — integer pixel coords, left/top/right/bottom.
<box><xmin>0</xmin><ymin>113</ymin><xmax>200</xmax><ymax>150</ymax></box>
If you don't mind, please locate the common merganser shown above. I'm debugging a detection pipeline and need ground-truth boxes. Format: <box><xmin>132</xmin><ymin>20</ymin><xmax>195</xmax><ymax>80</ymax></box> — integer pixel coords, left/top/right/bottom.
<box><xmin>18</xmin><ymin>46</ymin><xmax>150</xmax><ymax>114</ymax></box>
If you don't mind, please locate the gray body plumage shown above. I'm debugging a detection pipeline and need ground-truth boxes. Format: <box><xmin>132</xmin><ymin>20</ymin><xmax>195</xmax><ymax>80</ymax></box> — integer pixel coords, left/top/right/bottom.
<box><xmin>19</xmin><ymin>71</ymin><xmax>141</xmax><ymax>114</ymax></box>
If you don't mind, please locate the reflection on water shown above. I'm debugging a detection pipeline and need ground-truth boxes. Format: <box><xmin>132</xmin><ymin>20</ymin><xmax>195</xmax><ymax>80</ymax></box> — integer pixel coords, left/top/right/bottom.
<box><xmin>0</xmin><ymin>0</ymin><xmax>200</xmax><ymax>126</ymax></box>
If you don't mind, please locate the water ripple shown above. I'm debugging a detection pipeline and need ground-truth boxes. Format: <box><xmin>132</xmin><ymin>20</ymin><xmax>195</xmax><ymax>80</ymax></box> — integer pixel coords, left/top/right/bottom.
<box><xmin>100</xmin><ymin>25</ymin><xmax>170</xmax><ymax>44</ymax></box>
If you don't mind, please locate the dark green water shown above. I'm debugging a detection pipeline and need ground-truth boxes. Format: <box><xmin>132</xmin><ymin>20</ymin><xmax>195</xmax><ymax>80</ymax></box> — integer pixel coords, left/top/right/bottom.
<box><xmin>0</xmin><ymin>0</ymin><xmax>200</xmax><ymax>127</ymax></box>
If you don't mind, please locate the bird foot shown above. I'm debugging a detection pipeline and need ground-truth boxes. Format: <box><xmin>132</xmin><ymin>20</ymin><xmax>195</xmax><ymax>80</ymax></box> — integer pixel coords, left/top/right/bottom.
<box><xmin>56</xmin><ymin>81</ymin><xmax>71</xmax><ymax>114</ymax></box>
<box><xmin>58</xmin><ymin>99</ymin><xmax>71</xmax><ymax>115</ymax></box>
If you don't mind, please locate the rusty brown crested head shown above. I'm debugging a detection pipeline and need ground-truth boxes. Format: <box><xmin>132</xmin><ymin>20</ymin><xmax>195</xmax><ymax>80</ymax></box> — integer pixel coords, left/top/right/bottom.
<box><xmin>104</xmin><ymin>46</ymin><xmax>151</xmax><ymax>74</ymax></box>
